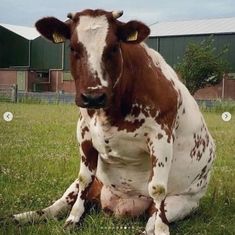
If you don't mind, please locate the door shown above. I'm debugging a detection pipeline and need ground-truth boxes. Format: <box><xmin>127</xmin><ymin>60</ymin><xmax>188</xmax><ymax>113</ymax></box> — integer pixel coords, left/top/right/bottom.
<box><xmin>17</xmin><ymin>71</ymin><xmax>26</xmax><ymax>91</ymax></box>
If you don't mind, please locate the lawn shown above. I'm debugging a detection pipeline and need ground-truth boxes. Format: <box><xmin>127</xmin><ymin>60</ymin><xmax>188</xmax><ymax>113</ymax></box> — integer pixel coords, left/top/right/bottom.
<box><xmin>0</xmin><ymin>103</ymin><xmax>234</xmax><ymax>235</ymax></box>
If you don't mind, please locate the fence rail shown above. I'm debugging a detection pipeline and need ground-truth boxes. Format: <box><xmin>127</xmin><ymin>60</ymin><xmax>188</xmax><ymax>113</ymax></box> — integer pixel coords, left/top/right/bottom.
<box><xmin>17</xmin><ymin>91</ymin><xmax>75</xmax><ymax>104</ymax></box>
<box><xmin>0</xmin><ymin>84</ymin><xmax>17</xmax><ymax>102</ymax></box>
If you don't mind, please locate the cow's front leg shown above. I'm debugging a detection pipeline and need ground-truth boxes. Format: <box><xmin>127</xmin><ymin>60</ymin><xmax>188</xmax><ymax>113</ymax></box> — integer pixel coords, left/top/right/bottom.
<box><xmin>146</xmin><ymin>133</ymin><xmax>173</xmax><ymax>235</ymax></box>
<box><xmin>64</xmin><ymin>120</ymin><xmax>98</xmax><ymax>229</ymax></box>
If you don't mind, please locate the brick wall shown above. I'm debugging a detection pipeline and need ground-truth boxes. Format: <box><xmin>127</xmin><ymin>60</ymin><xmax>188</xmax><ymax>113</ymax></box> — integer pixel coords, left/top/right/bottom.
<box><xmin>194</xmin><ymin>77</ymin><xmax>235</xmax><ymax>100</ymax></box>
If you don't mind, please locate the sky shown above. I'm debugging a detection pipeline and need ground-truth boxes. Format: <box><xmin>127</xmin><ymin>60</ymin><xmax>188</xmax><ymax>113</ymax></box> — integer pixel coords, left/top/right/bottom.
<box><xmin>0</xmin><ymin>0</ymin><xmax>235</xmax><ymax>27</ymax></box>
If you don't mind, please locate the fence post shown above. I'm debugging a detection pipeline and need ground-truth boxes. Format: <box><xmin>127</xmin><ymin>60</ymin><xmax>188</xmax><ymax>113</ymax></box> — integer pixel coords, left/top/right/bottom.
<box><xmin>11</xmin><ymin>84</ymin><xmax>18</xmax><ymax>103</ymax></box>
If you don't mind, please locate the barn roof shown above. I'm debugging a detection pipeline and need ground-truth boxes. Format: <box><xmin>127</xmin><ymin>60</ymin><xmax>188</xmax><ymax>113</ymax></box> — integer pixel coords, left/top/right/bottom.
<box><xmin>150</xmin><ymin>17</ymin><xmax>235</xmax><ymax>37</ymax></box>
<box><xmin>0</xmin><ymin>23</ymin><xmax>40</xmax><ymax>40</ymax></box>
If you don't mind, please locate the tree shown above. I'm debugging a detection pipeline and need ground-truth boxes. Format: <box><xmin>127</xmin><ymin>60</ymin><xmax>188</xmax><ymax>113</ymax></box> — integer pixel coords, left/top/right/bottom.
<box><xmin>175</xmin><ymin>36</ymin><xmax>229</xmax><ymax>95</ymax></box>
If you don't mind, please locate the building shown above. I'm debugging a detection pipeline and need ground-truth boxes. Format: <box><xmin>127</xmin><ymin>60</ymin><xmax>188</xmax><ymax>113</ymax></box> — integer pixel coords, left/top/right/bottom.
<box><xmin>0</xmin><ymin>17</ymin><xmax>235</xmax><ymax>99</ymax></box>
<box><xmin>147</xmin><ymin>17</ymin><xmax>235</xmax><ymax>100</ymax></box>
<box><xmin>0</xmin><ymin>23</ymin><xmax>75</xmax><ymax>93</ymax></box>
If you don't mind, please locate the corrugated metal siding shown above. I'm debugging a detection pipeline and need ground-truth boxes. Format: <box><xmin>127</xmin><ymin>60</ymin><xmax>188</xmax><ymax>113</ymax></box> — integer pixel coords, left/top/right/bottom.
<box><xmin>150</xmin><ymin>17</ymin><xmax>235</xmax><ymax>37</ymax></box>
<box><xmin>64</xmin><ymin>41</ymin><xmax>70</xmax><ymax>71</ymax></box>
<box><xmin>146</xmin><ymin>34</ymin><xmax>235</xmax><ymax>71</ymax></box>
<box><xmin>213</xmin><ymin>34</ymin><xmax>235</xmax><ymax>72</ymax></box>
<box><xmin>0</xmin><ymin>26</ymin><xmax>29</xmax><ymax>68</ymax></box>
<box><xmin>31</xmin><ymin>37</ymin><xmax>63</xmax><ymax>70</ymax></box>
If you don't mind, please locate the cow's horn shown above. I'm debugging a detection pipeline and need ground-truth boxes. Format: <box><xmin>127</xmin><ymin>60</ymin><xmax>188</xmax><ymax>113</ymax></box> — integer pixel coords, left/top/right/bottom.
<box><xmin>67</xmin><ymin>12</ymin><xmax>76</xmax><ymax>20</ymax></box>
<box><xmin>112</xmin><ymin>10</ymin><xmax>123</xmax><ymax>19</ymax></box>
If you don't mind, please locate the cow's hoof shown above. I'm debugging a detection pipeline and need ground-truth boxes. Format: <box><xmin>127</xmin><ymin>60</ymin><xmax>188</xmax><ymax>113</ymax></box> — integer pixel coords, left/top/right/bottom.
<box><xmin>63</xmin><ymin>216</ymin><xmax>80</xmax><ymax>230</ymax></box>
<box><xmin>136</xmin><ymin>229</ymin><xmax>157</xmax><ymax>235</ymax></box>
<box><xmin>135</xmin><ymin>230</ymin><xmax>147</xmax><ymax>235</ymax></box>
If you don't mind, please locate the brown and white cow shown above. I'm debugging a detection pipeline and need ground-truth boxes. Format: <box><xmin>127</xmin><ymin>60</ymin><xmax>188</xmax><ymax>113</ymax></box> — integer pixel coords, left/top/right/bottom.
<box><xmin>13</xmin><ymin>9</ymin><xmax>216</xmax><ymax>235</ymax></box>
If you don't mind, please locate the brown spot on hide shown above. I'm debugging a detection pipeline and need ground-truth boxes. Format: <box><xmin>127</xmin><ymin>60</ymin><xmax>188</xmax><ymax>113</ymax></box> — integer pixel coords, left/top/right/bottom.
<box><xmin>81</xmin><ymin>126</ymin><xmax>89</xmax><ymax>139</ymax></box>
<box><xmin>117</xmin><ymin>118</ymin><xmax>145</xmax><ymax>133</ymax></box>
<box><xmin>157</xmin><ymin>133</ymin><xmax>163</xmax><ymax>139</ymax></box>
<box><xmin>81</xmin><ymin>140</ymin><xmax>98</xmax><ymax>172</ymax></box>
<box><xmin>66</xmin><ymin>191</ymin><xmax>78</xmax><ymax>206</ymax></box>
<box><xmin>146</xmin><ymin>202</ymin><xmax>157</xmax><ymax>216</ymax></box>
<box><xmin>36</xmin><ymin>210</ymin><xmax>45</xmax><ymax>216</ymax></box>
<box><xmin>159</xmin><ymin>199</ymin><xmax>169</xmax><ymax>225</ymax></box>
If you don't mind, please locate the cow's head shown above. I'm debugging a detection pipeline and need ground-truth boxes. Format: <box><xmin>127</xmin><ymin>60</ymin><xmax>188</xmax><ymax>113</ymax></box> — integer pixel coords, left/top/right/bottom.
<box><xmin>36</xmin><ymin>9</ymin><xmax>150</xmax><ymax>109</ymax></box>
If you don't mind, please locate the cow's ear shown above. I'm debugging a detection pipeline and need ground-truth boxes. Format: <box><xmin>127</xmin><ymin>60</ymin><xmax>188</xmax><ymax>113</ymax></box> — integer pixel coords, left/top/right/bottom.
<box><xmin>35</xmin><ymin>17</ymin><xmax>71</xmax><ymax>43</ymax></box>
<box><xmin>117</xmin><ymin>21</ymin><xmax>150</xmax><ymax>44</ymax></box>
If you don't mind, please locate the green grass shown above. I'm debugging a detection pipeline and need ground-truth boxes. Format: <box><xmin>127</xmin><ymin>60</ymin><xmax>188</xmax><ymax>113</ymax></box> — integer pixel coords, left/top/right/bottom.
<box><xmin>0</xmin><ymin>103</ymin><xmax>234</xmax><ymax>235</ymax></box>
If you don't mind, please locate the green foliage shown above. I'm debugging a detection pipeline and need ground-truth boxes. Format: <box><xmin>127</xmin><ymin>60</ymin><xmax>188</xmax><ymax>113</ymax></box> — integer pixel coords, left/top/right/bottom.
<box><xmin>175</xmin><ymin>36</ymin><xmax>229</xmax><ymax>95</ymax></box>
<box><xmin>0</xmin><ymin>103</ymin><xmax>234</xmax><ymax>235</ymax></box>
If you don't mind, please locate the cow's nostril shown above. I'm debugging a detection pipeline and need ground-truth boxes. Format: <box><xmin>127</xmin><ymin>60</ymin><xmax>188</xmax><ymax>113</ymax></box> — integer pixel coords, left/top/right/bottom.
<box><xmin>81</xmin><ymin>93</ymin><xmax>90</xmax><ymax>105</ymax></box>
<box><xmin>96</xmin><ymin>93</ymin><xmax>106</xmax><ymax>105</ymax></box>
<box><xmin>81</xmin><ymin>93</ymin><xmax>107</xmax><ymax>108</ymax></box>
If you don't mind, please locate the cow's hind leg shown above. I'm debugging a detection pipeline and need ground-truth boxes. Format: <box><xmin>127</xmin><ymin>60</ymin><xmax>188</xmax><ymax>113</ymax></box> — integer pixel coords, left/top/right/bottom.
<box><xmin>144</xmin><ymin>192</ymin><xmax>204</xmax><ymax>235</ymax></box>
<box><xmin>12</xmin><ymin>178</ymin><xmax>102</xmax><ymax>225</ymax></box>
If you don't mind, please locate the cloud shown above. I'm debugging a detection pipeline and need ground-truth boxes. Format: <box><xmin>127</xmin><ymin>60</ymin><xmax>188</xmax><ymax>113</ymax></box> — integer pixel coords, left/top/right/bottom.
<box><xmin>0</xmin><ymin>0</ymin><xmax>234</xmax><ymax>26</ymax></box>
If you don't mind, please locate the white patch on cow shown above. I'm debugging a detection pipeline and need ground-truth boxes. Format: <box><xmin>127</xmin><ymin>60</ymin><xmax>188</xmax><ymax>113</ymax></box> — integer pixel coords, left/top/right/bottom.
<box><xmin>76</xmin><ymin>15</ymin><xmax>109</xmax><ymax>87</ymax></box>
<box><xmin>87</xmin><ymin>85</ymin><xmax>103</xmax><ymax>90</ymax></box>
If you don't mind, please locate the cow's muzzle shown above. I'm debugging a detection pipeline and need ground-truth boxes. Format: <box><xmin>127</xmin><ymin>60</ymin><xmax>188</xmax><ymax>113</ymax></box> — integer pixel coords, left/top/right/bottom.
<box><xmin>80</xmin><ymin>92</ymin><xmax>107</xmax><ymax>109</ymax></box>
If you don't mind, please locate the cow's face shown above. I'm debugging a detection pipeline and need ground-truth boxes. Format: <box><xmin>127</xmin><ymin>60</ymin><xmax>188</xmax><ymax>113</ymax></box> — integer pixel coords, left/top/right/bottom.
<box><xmin>35</xmin><ymin>9</ymin><xmax>150</xmax><ymax>109</ymax></box>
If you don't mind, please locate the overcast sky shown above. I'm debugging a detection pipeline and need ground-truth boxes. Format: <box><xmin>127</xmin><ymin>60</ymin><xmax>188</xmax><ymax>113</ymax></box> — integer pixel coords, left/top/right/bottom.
<box><xmin>0</xmin><ymin>0</ymin><xmax>235</xmax><ymax>27</ymax></box>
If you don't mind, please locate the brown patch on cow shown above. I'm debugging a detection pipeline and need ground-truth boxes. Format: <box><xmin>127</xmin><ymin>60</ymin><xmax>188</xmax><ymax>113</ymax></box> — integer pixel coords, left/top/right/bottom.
<box><xmin>66</xmin><ymin>191</ymin><xmax>78</xmax><ymax>206</ymax></box>
<box><xmin>80</xmin><ymin>175</ymin><xmax>95</xmax><ymax>201</ymax></box>
<box><xmin>157</xmin><ymin>133</ymin><xmax>163</xmax><ymax>139</ymax></box>
<box><xmin>191</xmin><ymin>130</ymin><xmax>211</xmax><ymax>161</ymax></box>
<box><xmin>158</xmin><ymin>162</ymin><xmax>164</xmax><ymax>167</ymax></box>
<box><xmin>81</xmin><ymin>126</ymin><xmax>89</xmax><ymax>139</ymax></box>
<box><xmin>117</xmin><ymin>118</ymin><xmax>145</xmax><ymax>133</ymax></box>
<box><xmin>177</xmin><ymin>89</ymin><xmax>183</xmax><ymax>109</ymax></box>
<box><xmin>87</xmin><ymin>109</ymin><xmax>95</xmax><ymax>117</ymax></box>
<box><xmin>86</xmin><ymin>177</ymin><xmax>103</xmax><ymax>205</ymax></box>
<box><xmin>198</xmin><ymin>165</ymin><xmax>208</xmax><ymax>180</ymax></box>
<box><xmin>159</xmin><ymin>199</ymin><xmax>169</xmax><ymax>225</ymax></box>
<box><xmin>81</xmin><ymin>140</ymin><xmax>98</xmax><ymax>172</ymax></box>
<box><xmin>149</xmin><ymin>154</ymin><xmax>158</xmax><ymax>182</ymax></box>
<box><xmin>131</xmin><ymin>105</ymin><xmax>141</xmax><ymax>117</ymax></box>
<box><xmin>182</xmin><ymin>108</ymin><xmax>186</xmax><ymax>114</ymax></box>
<box><xmin>146</xmin><ymin>202</ymin><xmax>157</xmax><ymax>216</ymax></box>
<box><xmin>103</xmin><ymin>207</ymin><xmax>113</xmax><ymax>216</ymax></box>
<box><xmin>36</xmin><ymin>210</ymin><xmax>45</xmax><ymax>216</ymax></box>
<box><xmin>207</xmin><ymin>156</ymin><xmax>212</xmax><ymax>163</ymax></box>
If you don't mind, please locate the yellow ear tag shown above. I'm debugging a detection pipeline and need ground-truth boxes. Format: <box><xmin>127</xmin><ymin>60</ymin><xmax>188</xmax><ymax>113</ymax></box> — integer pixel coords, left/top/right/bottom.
<box><xmin>127</xmin><ymin>31</ymin><xmax>138</xmax><ymax>42</ymax></box>
<box><xmin>52</xmin><ymin>32</ymin><xmax>65</xmax><ymax>43</ymax></box>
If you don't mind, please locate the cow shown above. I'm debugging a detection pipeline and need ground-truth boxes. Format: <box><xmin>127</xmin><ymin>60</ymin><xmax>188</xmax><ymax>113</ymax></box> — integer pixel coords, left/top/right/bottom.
<box><xmin>12</xmin><ymin>9</ymin><xmax>216</xmax><ymax>235</ymax></box>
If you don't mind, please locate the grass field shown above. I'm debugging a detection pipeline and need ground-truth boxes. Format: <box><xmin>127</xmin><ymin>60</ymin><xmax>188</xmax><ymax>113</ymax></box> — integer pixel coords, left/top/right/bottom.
<box><xmin>0</xmin><ymin>103</ymin><xmax>234</xmax><ymax>235</ymax></box>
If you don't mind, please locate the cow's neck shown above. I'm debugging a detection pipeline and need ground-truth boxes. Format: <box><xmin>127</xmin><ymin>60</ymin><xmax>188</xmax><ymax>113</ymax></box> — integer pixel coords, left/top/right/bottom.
<box><xmin>104</xmin><ymin>43</ymin><xmax>147</xmax><ymax>123</ymax></box>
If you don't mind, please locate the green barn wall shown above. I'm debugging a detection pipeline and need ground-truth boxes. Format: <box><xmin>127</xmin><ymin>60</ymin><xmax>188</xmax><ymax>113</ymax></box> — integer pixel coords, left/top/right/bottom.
<box><xmin>30</xmin><ymin>37</ymin><xmax>63</xmax><ymax>70</ymax></box>
<box><xmin>64</xmin><ymin>40</ymin><xmax>70</xmax><ymax>71</ymax></box>
<box><xmin>146</xmin><ymin>34</ymin><xmax>235</xmax><ymax>72</ymax></box>
<box><xmin>0</xmin><ymin>26</ymin><xmax>29</xmax><ymax>68</ymax></box>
